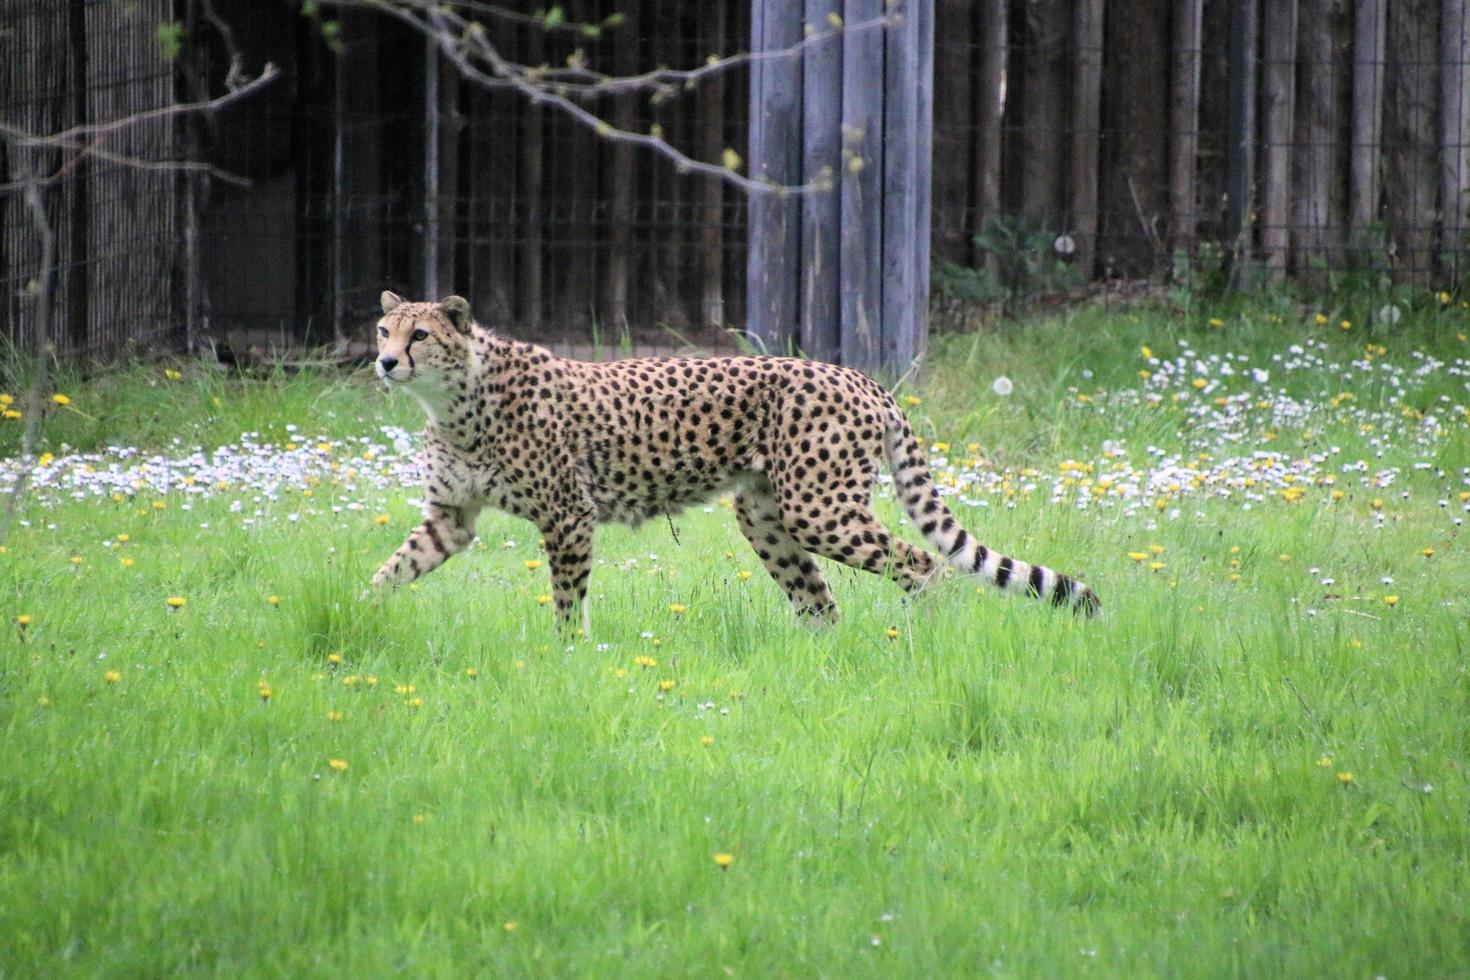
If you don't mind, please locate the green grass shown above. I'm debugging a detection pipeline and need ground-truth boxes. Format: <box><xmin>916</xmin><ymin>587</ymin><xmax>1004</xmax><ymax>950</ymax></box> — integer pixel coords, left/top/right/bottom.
<box><xmin>2</xmin><ymin>298</ymin><xmax>1468</xmax><ymax>976</ymax></box>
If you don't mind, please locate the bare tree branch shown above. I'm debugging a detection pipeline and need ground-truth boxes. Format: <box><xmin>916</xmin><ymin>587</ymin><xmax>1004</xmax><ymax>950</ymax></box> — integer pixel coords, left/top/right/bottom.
<box><xmin>326</xmin><ymin>0</ymin><xmax>900</xmax><ymax>195</ymax></box>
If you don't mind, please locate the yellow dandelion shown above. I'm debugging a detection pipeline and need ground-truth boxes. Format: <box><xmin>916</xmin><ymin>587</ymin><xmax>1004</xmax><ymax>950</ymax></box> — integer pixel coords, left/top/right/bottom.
<box><xmin>903</xmin><ymin>395</ymin><xmax>921</xmax><ymax>407</ymax></box>
<box><xmin>328</xmin><ymin>758</ymin><xmax>349</xmax><ymax>772</ymax></box>
<box><xmin>1149</xmin><ymin>561</ymin><xmax>1167</xmax><ymax>572</ymax></box>
<box><xmin>374</xmin><ymin>514</ymin><xmax>391</xmax><ymax>525</ymax></box>
<box><xmin>327</xmin><ymin>710</ymin><xmax>345</xmax><ymax>722</ymax></box>
<box><xmin>257</xmin><ymin>682</ymin><xmax>273</xmax><ymax>702</ymax></box>
<box><xmin>1336</xmin><ymin>771</ymin><xmax>1354</xmax><ymax>785</ymax></box>
<box><xmin>659</xmin><ymin>679</ymin><xmax>676</xmax><ymax>691</ymax></box>
<box><xmin>405</xmin><ymin>696</ymin><xmax>423</xmax><ymax>708</ymax></box>
<box><xmin>885</xmin><ymin>626</ymin><xmax>899</xmax><ymax>640</ymax></box>
<box><xmin>412</xmin><ymin>813</ymin><xmax>429</xmax><ymax>825</ymax></box>
<box><xmin>669</xmin><ymin>603</ymin><xmax>688</xmax><ymax>614</ymax></box>
<box><xmin>364</xmin><ymin>675</ymin><xmax>377</xmax><ymax>687</ymax></box>
<box><xmin>37</xmin><ymin>696</ymin><xmax>51</xmax><ymax>708</ymax></box>
<box><xmin>1313</xmin><ymin>312</ymin><xmax>1328</xmax><ymax>325</ymax></box>
<box><xmin>523</xmin><ymin>559</ymin><xmax>542</xmax><ymax>570</ymax></box>
<box><xmin>165</xmin><ymin>595</ymin><xmax>186</xmax><ymax>609</ymax></box>
<box><xmin>1339</xmin><ymin>319</ymin><xmax>1352</xmax><ymax>331</ymax></box>
<box><xmin>713</xmin><ymin>852</ymin><xmax>734</xmax><ymax>870</ymax></box>
<box><xmin>68</xmin><ymin>556</ymin><xmax>83</xmax><ymax>567</ymax></box>
<box><xmin>1278</xmin><ymin>553</ymin><xmax>1291</xmax><ymax>562</ymax></box>
<box><xmin>1421</xmin><ymin>547</ymin><xmax>1434</xmax><ymax>558</ymax></box>
<box><xmin>1383</xmin><ymin>595</ymin><xmax>1399</xmax><ymax>607</ymax></box>
<box><xmin>151</xmin><ymin>501</ymin><xmax>166</xmax><ymax>511</ymax></box>
<box><xmin>465</xmin><ymin>666</ymin><xmax>479</xmax><ymax>678</ymax></box>
<box><xmin>1438</xmin><ymin>290</ymin><xmax>1452</xmax><ymax>304</ymax></box>
<box><xmin>1128</xmin><ymin>551</ymin><xmax>1148</xmax><ymax>562</ymax></box>
<box><xmin>267</xmin><ymin>595</ymin><xmax>281</xmax><ymax>606</ymax></box>
<box><xmin>15</xmin><ymin>614</ymin><xmax>32</xmax><ymax>629</ymax></box>
<box><xmin>2</xmin><ymin>410</ymin><xmax>20</xmax><ymax>420</ymax></box>
<box><xmin>736</xmin><ymin>570</ymin><xmax>753</xmax><ymax>581</ymax></box>
<box><xmin>50</xmin><ymin>393</ymin><xmax>71</xmax><ymax>406</ymax></box>
<box><xmin>700</xmin><ymin>735</ymin><xmax>715</xmax><ymax>747</ymax></box>
<box><xmin>1149</xmin><ymin>544</ymin><xmax>1165</xmax><ymax>554</ymax></box>
<box><xmin>1191</xmin><ymin>378</ymin><xmax>1208</xmax><ymax>390</ymax></box>
<box><xmin>164</xmin><ymin>368</ymin><xmax>183</xmax><ymax>381</ymax></box>
<box><xmin>104</xmin><ymin>669</ymin><xmax>121</xmax><ymax>684</ymax></box>
<box><xmin>633</xmin><ymin>655</ymin><xmax>658</xmax><ymax>668</ymax></box>
<box><xmin>503</xmin><ymin>921</ymin><xmax>519</xmax><ymax>932</ymax></box>
<box><xmin>327</xmin><ymin>653</ymin><xmax>343</xmax><ymax>666</ymax></box>
<box><xmin>1140</xmin><ymin>345</ymin><xmax>1153</xmax><ymax>359</ymax></box>
<box><xmin>536</xmin><ymin>594</ymin><xmax>553</xmax><ymax>606</ymax></box>
<box><xmin>119</xmin><ymin>557</ymin><xmax>135</xmax><ymax>568</ymax></box>
<box><xmin>1315</xmin><ymin>756</ymin><xmax>1333</xmax><ymax>767</ymax></box>
<box><xmin>1208</xmin><ymin>317</ymin><xmax>1225</xmax><ymax>328</ymax></box>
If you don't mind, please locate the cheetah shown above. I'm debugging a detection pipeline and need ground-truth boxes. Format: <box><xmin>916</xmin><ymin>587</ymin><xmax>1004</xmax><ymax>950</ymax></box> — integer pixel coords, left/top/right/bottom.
<box><xmin>370</xmin><ymin>292</ymin><xmax>1099</xmax><ymax>631</ymax></box>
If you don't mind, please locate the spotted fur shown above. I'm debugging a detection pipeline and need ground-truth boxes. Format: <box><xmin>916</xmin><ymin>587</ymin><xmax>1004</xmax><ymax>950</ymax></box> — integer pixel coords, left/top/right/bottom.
<box><xmin>370</xmin><ymin>292</ymin><xmax>1099</xmax><ymax>630</ymax></box>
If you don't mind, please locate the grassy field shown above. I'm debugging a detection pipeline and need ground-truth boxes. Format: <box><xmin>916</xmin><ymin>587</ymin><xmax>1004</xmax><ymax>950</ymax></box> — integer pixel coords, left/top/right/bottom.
<box><xmin>1</xmin><ymin>296</ymin><xmax>1467</xmax><ymax>977</ymax></box>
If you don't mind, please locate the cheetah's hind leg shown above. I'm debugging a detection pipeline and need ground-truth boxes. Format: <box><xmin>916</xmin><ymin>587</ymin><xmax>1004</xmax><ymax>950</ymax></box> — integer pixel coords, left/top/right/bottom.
<box><xmin>734</xmin><ymin>480</ymin><xmax>840</xmax><ymax>625</ymax></box>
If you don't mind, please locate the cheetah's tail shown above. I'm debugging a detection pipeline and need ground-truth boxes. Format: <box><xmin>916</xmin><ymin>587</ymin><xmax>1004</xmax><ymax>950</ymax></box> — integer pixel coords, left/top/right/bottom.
<box><xmin>884</xmin><ymin>409</ymin><xmax>1100</xmax><ymax>616</ymax></box>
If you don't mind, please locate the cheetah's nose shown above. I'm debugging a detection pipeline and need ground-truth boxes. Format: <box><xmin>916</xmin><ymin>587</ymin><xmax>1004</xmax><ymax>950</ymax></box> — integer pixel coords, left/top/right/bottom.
<box><xmin>378</xmin><ymin>356</ymin><xmax>399</xmax><ymax>373</ymax></box>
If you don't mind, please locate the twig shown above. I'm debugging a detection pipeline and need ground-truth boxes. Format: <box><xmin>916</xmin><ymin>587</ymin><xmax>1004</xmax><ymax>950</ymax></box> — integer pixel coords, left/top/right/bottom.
<box><xmin>1282</xmin><ymin>675</ymin><xmax>1321</xmax><ymax>726</ymax></box>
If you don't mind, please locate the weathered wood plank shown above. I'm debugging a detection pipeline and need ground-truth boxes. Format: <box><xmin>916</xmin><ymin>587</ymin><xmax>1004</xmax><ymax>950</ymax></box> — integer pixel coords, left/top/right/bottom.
<box><xmin>1072</xmin><ymin>0</ymin><xmax>1104</xmax><ymax>279</ymax></box>
<box><xmin>1170</xmin><ymin>0</ymin><xmax>1204</xmax><ymax>252</ymax></box>
<box><xmin>801</xmin><ymin>0</ymin><xmax>843</xmax><ymax>364</ymax></box>
<box><xmin>747</xmin><ymin>0</ymin><xmax>803</xmax><ymax>355</ymax></box>
<box><xmin>840</xmin><ymin>0</ymin><xmax>884</xmax><ymax>372</ymax></box>
<box><xmin>881</xmin><ymin>0</ymin><xmax>918</xmax><ymax>374</ymax></box>
<box><xmin>1260</xmin><ymin>0</ymin><xmax>1299</xmax><ymax>278</ymax></box>
<box><xmin>1350</xmin><ymin>0</ymin><xmax>1387</xmax><ymax>237</ymax></box>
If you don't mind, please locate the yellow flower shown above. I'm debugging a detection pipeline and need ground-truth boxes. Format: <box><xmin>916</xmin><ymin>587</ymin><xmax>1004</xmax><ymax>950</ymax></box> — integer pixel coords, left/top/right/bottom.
<box><xmin>119</xmin><ymin>557</ymin><xmax>135</xmax><ymax>568</ymax></box>
<box><xmin>1191</xmin><ymin>378</ymin><xmax>1208</xmax><ymax>389</ymax></box>
<box><xmin>257</xmin><ymin>682</ymin><xmax>273</xmax><ymax>702</ymax></box>
<box><xmin>1149</xmin><ymin>561</ymin><xmax>1167</xmax><ymax>572</ymax></box>
<box><xmin>328</xmin><ymin>758</ymin><xmax>349</xmax><ymax>771</ymax></box>
<box><xmin>412</xmin><ymin>813</ymin><xmax>428</xmax><ymax>825</ymax></box>
<box><xmin>1336</xmin><ymin>771</ymin><xmax>1354</xmax><ymax>785</ymax></box>
<box><xmin>700</xmin><ymin>735</ymin><xmax>715</xmax><ymax>747</ymax></box>
<box><xmin>1313</xmin><ymin>312</ymin><xmax>1328</xmax><ymax>325</ymax></box>
<box><xmin>327</xmin><ymin>710</ymin><xmax>345</xmax><ymax>722</ymax></box>
<box><xmin>374</xmin><ymin>514</ymin><xmax>391</xmax><ymax>526</ymax></box>
<box><xmin>1421</xmin><ymin>547</ymin><xmax>1434</xmax><ymax>558</ymax></box>
<box><xmin>1208</xmin><ymin>317</ymin><xmax>1224</xmax><ymax>328</ymax></box>
<box><xmin>1339</xmin><ymin>319</ymin><xmax>1352</xmax><ymax>331</ymax></box>
<box><xmin>523</xmin><ymin>559</ymin><xmax>542</xmax><ymax>570</ymax></box>
<box><xmin>267</xmin><ymin>595</ymin><xmax>281</xmax><ymax>606</ymax></box>
<box><xmin>50</xmin><ymin>393</ymin><xmax>70</xmax><ymax>406</ymax></box>
<box><xmin>164</xmin><ymin>368</ymin><xmax>183</xmax><ymax>381</ymax></box>
<box><xmin>327</xmin><ymin>653</ymin><xmax>343</xmax><ymax>666</ymax></box>
<box><xmin>151</xmin><ymin>501</ymin><xmax>166</xmax><ymax>511</ymax></box>
<box><xmin>165</xmin><ymin>595</ymin><xmax>186</xmax><ymax>609</ymax></box>
<box><xmin>903</xmin><ymin>395</ymin><xmax>921</xmax><ymax>407</ymax></box>
<box><xmin>465</xmin><ymin>666</ymin><xmax>479</xmax><ymax>678</ymax></box>
<box><xmin>503</xmin><ymin>921</ymin><xmax>519</xmax><ymax>932</ymax></box>
<box><xmin>1128</xmin><ymin>551</ymin><xmax>1147</xmax><ymax>562</ymax></box>
<box><xmin>116</xmin><ymin>533</ymin><xmax>129</xmax><ymax>543</ymax></box>
<box><xmin>736</xmin><ymin>570</ymin><xmax>753</xmax><ymax>581</ymax></box>
<box><xmin>1383</xmin><ymin>595</ymin><xmax>1399</xmax><ymax>607</ymax></box>
<box><xmin>1437</xmin><ymin>290</ymin><xmax>1451</xmax><ymax>304</ymax></box>
<box><xmin>15</xmin><ymin>614</ymin><xmax>31</xmax><ymax>628</ymax></box>
<box><xmin>1315</xmin><ymin>756</ymin><xmax>1333</xmax><ymax>767</ymax></box>
<box><xmin>713</xmin><ymin>852</ymin><xmax>734</xmax><ymax>870</ymax></box>
<box><xmin>104</xmin><ymin>669</ymin><xmax>121</xmax><ymax>684</ymax></box>
<box><xmin>633</xmin><ymin>655</ymin><xmax>657</xmax><ymax>669</ymax></box>
<box><xmin>1149</xmin><ymin>544</ymin><xmax>1164</xmax><ymax>554</ymax></box>
<box><xmin>68</xmin><ymin>556</ymin><xmax>83</xmax><ymax>567</ymax></box>
<box><xmin>1140</xmin><ymin>345</ymin><xmax>1153</xmax><ymax>359</ymax></box>
<box><xmin>536</xmin><ymin>594</ymin><xmax>552</xmax><ymax>606</ymax></box>
<box><xmin>1277</xmin><ymin>553</ymin><xmax>1291</xmax><ymax>562</ymax></box>
<box><xmin>885</xmin><ymin>626</ymin><xmax>899</xmax><ymax>640</ymax></box>
<box><xmin>2</xmin><ymin>410</ymin><xmax>20</xmax><ymax>420</ymax></box>
<box><xmin>405</xmin><ymin>696</ymin><xmax>423</xmax><ymax>708</ymax></box>
<box><xmin>659</xmin><ymin>679</ymin><xmax>676</xmax><ymax>691</ymax></box>
<box><xmin>669</xmin><ymin>603</ymin><xmax>688</xmax><ymax>615</ymax></box>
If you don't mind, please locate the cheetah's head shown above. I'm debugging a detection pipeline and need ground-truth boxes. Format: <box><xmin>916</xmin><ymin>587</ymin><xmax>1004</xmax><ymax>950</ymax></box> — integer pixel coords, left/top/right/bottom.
<box><xmin>374</xmin><ymin>292</ymin><xmax>473</xmax><ymax>393</ymax></box>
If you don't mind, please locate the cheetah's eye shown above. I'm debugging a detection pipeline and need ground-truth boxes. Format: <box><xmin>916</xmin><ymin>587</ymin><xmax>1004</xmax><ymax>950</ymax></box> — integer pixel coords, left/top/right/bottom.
<box><xmin>410</xmin><ymin>329</ymin><xmax>430</xmax><ymax>342</ymax></box>
<box><xmin>377</xmin><ymin>326</ymin><xmax>389</xmax><ymax>338</ymax></box>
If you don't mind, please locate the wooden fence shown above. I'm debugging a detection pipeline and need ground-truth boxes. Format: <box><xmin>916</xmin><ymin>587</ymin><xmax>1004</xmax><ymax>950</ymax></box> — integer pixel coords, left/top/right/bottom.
<box><xmin>2</xmin><ymin>0</ymin><xmax>1469</xmax><ymax>367</ymax></box>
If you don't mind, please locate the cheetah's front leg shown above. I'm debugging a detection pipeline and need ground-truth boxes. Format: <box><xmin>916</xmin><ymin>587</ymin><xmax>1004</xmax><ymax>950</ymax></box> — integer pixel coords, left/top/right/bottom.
<box><xmin>371</xmin><ymin>503</ymin><xmax>480</xmax><ymax>591</ymax></box>
<box><xmin>541</xmin><ymin>512</ymin><xmax>595</xmax><ymax>636</ymax></box>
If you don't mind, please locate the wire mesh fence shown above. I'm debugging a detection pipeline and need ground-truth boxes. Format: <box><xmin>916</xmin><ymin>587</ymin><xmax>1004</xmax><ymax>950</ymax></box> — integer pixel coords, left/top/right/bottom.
<box><xmin>2</xmin><ymin>0</ymin><xmax>1468</xmax><ymax>367</ymax></box>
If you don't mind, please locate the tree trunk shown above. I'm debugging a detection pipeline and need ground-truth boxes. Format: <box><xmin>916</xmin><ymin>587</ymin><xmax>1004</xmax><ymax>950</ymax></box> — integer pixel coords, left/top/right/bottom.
<box><xmin>1170</xmin><ymin>0</ymin><xmax>1204</xmax><ymax>252</ymax></box>
<box><xmin>1071</xmin><ymin>0</ymin><xmax>1104</xmax><ymax>278</ymax></box>
<box><xmin>1350</xmin><ymin>0</ymin><xmax>1387</xmax><ymax>241</ymax></box>
<box><xmin>1293</xmin><ymin>0</ymin><xmax>1347</xmax><ymax>284</ymax></box>
<box><xmin>972</xmin><ymin>1</ymin><xmax>1007</xmax><ymax>270</ymax></box>
<box><xmin>1019</xmin><ymin>0</ymin><xmax>1069</xmax><ymax>228</ymax></box>
<box><xmin>1441</xmin><ymin>0</ymin><xmax>1470</xmax><ymax>273</ymax></box>
<box><xmin>1260</xmin><ymin>0</ymin><xmax>1299</xmax><ymax>278</ymax></box>
<box><xmin>1385</xmin><ymin>0</ymin><xmax>1439</xmax><ymax>285</ymax></box>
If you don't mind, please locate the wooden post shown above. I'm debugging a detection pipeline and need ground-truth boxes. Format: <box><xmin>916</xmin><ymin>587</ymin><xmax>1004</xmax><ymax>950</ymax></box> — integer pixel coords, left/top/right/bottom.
<box><xmin>801</xmin><ymin>0</ymin><xmax>843</xmax><ymax>364</ymax></box>
<box><xmin>1225</xmin><ymin>0</ymin><xmax>1259</xmax><ymax>282</ymax></box>
<box><xmin>517</xmin><ymin>22</ymin><xmax>544</xmax><ymax>329</ymax></box>
<box><xmin>1072</xmin><ymin>0</ymin><xmax>1104</xmax><ymax>279</ymax></box>
<box><xmin>881</xmin><ymin>0</ymin><xmax>918</xmax><ymax>372</ymax></box>
<box><xmin>914</xmin><ymin>0</ymin><xmax>933</xmax><ymax>367</ymax></box>
<box><xmin>1385</xmin><ymin>0</ymin><xmax>1439</xmax><ymax>286</ymax></box>
<box><xmin>1170</xmin><ymin>0</ymin><xmax>1204</xmax><ymax>253</ymax></box>
<box><xmin>1019</xmin><ymin>1</ymin><xmax>1068</xmax><ymax>227</ymax></box>
<box><xmin>602</xmin><ymin>0</ymin><xmax>638</xmax><ymax>332</ymax></box>
<box><xmin>1260</xmin><ymin>0</ymin><xmax>1298</xmax><ymax>278</ymax></box>
<box><xmin>747</xmin><ymin>0</ymin><xmax>803</xmax><ymax>355</ymax></box>
<box><xmin>1441</xmin><ymin>0</ymin><xmax>1470</xmax><ymax>272</ymax></box>
<box><xmin>839</xmin><ymin>0</ymin><xmax>884</xmax><ymax>371</ymax></box>
<box><xmin>700</xmin><ymin>2</ymin><xmax>729</xmax><ymax>329</ymax></box>
<box><xmin>973</xmin><ymin>2</ymin><xmax>1006</xmax><ymax>272</ymax></box>
<box><xmin>1350</xmin><ymin>0</ymin><xmax>1387</xmax><ymax>238</ymax></box>
<box><xmin>423</xmin><ymin>33</ymin><xmax>440</xmax><ymax>299</ymax></box>
<box><xmin>1293</xmin><ymin>0</ymin><xmax>1345</xmax><ymax>283</ymax></box>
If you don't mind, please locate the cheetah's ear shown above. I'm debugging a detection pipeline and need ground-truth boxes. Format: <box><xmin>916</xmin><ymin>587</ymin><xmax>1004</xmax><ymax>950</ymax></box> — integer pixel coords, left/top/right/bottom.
<box><xmin>380</xmin><ymin>291</ymin><xmax>404</xmax><ymax>314</ymax></box>
<box><xmin>439</xmin><ymin>295</ymin><xmax>472</xmax><ymax>334</ymax></box>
